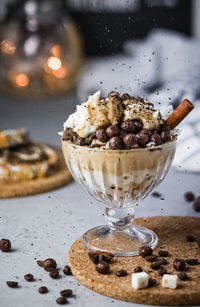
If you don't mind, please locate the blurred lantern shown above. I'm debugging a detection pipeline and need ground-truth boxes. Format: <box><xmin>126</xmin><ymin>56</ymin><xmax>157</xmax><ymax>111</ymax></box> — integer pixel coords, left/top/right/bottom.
<box><xmin>0</xmin><ymin>0</ymin><xmax>83</xmax><ymax>97</ymax></box>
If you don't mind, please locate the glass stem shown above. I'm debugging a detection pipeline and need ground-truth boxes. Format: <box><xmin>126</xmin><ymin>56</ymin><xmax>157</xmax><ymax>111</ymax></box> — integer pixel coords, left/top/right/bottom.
<box><xmin>105</xmin><ymin>207</ymin><xmax>135</xmax><ymax>231</ymax></box>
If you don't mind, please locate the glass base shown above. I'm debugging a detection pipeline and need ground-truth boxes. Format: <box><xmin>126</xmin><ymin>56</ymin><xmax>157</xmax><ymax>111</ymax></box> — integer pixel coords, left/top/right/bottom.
<box><xmin>82</xmin><ymin>224</ymin><xmax>158</xmax><ymax>257</ymax></box>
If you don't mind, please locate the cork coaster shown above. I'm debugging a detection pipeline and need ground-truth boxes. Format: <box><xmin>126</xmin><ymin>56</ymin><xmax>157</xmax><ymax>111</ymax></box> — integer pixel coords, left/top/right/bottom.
<box><xmin>0</xmin><ymin>149</ymin><xmax>72</xmax><ymax>198</ymax></box>
<box><xmin>69</xmin><ymin>216</ymin><xmax>200</xmax><ymax>306</ymax></box>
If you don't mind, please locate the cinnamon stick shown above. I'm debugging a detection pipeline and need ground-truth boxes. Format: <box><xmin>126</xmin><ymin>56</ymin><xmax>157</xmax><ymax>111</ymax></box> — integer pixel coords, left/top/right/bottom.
<box><xmin>166</xmin><ymin>99</ymin><xmax>194</xmax><ymax>130</ymax></box>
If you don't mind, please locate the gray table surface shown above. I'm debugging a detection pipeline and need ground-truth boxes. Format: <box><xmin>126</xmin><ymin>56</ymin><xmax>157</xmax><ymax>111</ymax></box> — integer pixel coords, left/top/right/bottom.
<box><xmin>0</xmin><ymin>93</ymin><xmax>199</xmax><ymax>307</ymax></box>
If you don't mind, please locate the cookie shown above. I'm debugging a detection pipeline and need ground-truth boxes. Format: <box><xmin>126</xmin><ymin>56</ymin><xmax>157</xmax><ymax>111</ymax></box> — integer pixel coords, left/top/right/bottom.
<box><xmin>0</xmin><ymin>149</ymin><xmax>72</xmax><ymax>198</ymax></box>
<box><xmin>0</xmin><ymin>128</ymin><xmax>29</xmax><ymax>149</ymax></box>
<box><xmin>69</xmin><ymin>216</ymin><xmax>200</xmax><ymax>306</ymax></box>
<box><xmin>0</xmin><ymin>143</ymin><xmax>58</xmax><ymax>182</ymax></box>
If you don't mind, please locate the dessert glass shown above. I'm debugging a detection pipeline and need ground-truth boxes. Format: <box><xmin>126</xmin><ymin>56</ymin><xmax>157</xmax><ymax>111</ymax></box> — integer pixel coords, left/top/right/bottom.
<box><xmin>62</xmin><ymin>137</ymin><xmax>177</xmax><ymax>256</ymax></box>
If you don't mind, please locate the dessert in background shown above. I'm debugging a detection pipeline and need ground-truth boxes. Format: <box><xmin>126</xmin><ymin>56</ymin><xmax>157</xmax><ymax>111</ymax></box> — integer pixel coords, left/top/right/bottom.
<box><xmin>0</xmin><ymin>128</ymin><xmax>58</xmax><ymax>182</ymax></box>
<box><xmin>61</xmin><ymin>91</ymin><xmax>174</xmax><ymax>150</ymax></box>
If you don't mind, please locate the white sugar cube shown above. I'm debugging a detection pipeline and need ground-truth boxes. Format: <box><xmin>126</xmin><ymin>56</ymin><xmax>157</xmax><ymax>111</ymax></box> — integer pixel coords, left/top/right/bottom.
<box><xmin>162</xmin><ymin>274</ymin><xmax>178</xmax><ymax>289</ymax></box>
<box><xmin>131</xmin><ymin>272</ymin><xmax>149</xmax><ymax>289</ymax></box>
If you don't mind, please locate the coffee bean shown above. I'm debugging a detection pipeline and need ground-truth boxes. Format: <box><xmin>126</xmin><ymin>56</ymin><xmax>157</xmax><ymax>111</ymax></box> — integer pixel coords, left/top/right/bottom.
<box><xmin>108</xmin><ymin>136</ymin><xmax>122</xmax><ymax>150</ymax></box>
<box><xmin>184</xmin><ymin>192</ymin><xmax>195</xmax><ymax>202</ymax></box>
<box><xmin>63</xmin><ymin>265</ymin><xmax>72</xmax><ymax>275</ymax></box>
<box><xmin>0</xmin><ymin>239</ymin><xmax>11</xmax><ymax>252</ymax></box>
<box><xmin>37</xmin><ymin>260</ymin><xmax>44</xmax><ymax>267</ymax></box>
<box><xmin>96</xmin><ymin>261</ymin><xmax>110</xmax><ymax>274</ymax></box>
<box><xmin>43</xmin><ymin>258</ymin><xmax>57</xmax><ymax>272</ymax></box>
<box><xmin>139</xmin><ymin>245</ymin><xmax>153</xmax><ymax>257</ymax></box>
<box><xmin>159</xmin><ymin>123</ymin><xmax>170</xmax><ymax>133</ymax></box>
<box><xmin>108</xmin><ymin>91</ymin><xmax>119</xmax><ymax>98</ymax></box>
<box><xmin>24</xmin><ymin>274</ymin><xmax>34</xmax><ymax>282</ymax></box>
<box><xmin>88</xmin><ymin>252</ymin><xmax>99</xmax><ymax>264</ymax></box>
<box><xmin>60</xmin><ymin>289</ymin><xmax>73</xmax><ymax>297</ymax></box>
<box><xmin>148</xmin><ymin>278</ymin><xmax>157</xmax><ymax>287</ymax></box>
<box><xmin>139</xmin><ymin>128</ymin><xmax>152</xmax><ymax>138</ymax></box>
<box><xmin>56</xmin><ymin>297</ymin><xmax>68</xmax><ymax>305</ymax></box>
<box><xmin>185</xmin><ymin>235</ymin><xmax>195</xmax><ymax>242</ymax></box>
<box><xmin>158</xmin><ymin>259</ymin><xmax>168</xmax><ymax>265</ymax></box>
<box><xmin>178</xmin><ymin>272</ymin><xmax>189</xmax><ymax>281</ymax></box>
<box><xmin>160</xmin><ymin>130</ymin><xmax>170</xmax><ymax>142</ymax></box>
<box><xmin>134</xmin><ymin>266</ymin><xmax>143</xmax><ymax>273</ymax></box>
<box><xmin>106</xmin><ymin>125</ymin><xmax>120</xmax><ymax>138</ymax></box>
<box><xmin>136</xmin><ymin>132</ymin><xmax>149</xmax><ymax>147</ymax></box>
<box><xmin>150</xmin><ymin>133</ymin><xmax>163</xmax><ymax>146</ymax></box>
<box><xmin>116</xmin><ymin>269</ymin><xmax>127</xmax><ymax>277</ymax></box>
<box><xmin>158</xmin><ymin>250</ymin><xmax>169</xmax><ymax>257</ymax></box>
<box><xmin>193</xmin><ymin>197</ymin><xmax>200</xmax><ymax>212</ymax></box>
<box><xmin>123</xmin><ymin>133</ymin><xmax>137</xmax><ymax>148</ymax></box>
<box><xmin>96</xmin><ymin>129</ymin><xmax>108</xmax><ymax>142</ymax></box>
<box><xmin>122</xmin><ymin>93</ymin><xmax>131</xmax><ymax>99</ymax></box>
<box><xmin>145</xmin><ymin>255</ymin><xmax>157</xmax><ymax>262</ymax></box>
<box><xmin>99</xmin><ymin>252</ymin><xmax>114</xmax><ymax>263</ymax></box>
<box><xmin>121</xmin><ymin>120</ymin><xmax>136</xmax><ymax>133</ymax></box>
<box><xmin>150</xmin><ymin>262</ymin><xmax>162</xmax><ymax>270</ymax></box>
<box><xmin>158</xmin><ymin>267</ymin><xmax>167</xmax><ymax>276</ymax></box>
<box><xmin>6</xmin><ymin>281</ymin><xmax>18</xmax><ymax>288</ymax></box>
<box><xmin>49</xmin><ymin>268</ymin><xmax>59</xmax><ymax>279</ymax></box>
<box><xmin>184</xmin><ymin>258</ymin><xmax>198</xmax><ymax>265</ymax></box>
<box><xmin>38</xmin><ymin>286</ymin><xmax>48</xmax><ymax>294</ymax></box>
<box><xmin>133</xmin><ymin>119</ymin><xmax>143</xmax><ymax>132</ymax></box>
<box><xmin>173</xmin><ymin>258</ymin><xmax>186</xmax><ymax>271</ymax></box>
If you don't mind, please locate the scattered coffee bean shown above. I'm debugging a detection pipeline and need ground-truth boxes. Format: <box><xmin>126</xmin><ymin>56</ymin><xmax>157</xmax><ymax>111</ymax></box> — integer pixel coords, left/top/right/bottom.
<box><xmin>148</xmin><ymin>278</ymin><xmax>157</xmax><ymax>287</ymax></box>
<box><xmin>193</xmin><ymin>197</ymin><xmax>200</xmax><ymax>212</ymax></box>
<box><xmin>159</xmin><ymin>123</ymin><xmax>170</xmax><ymax>133</ymax></box>
<box><xmin>134</xmin><ymin>266</ymin><xmax>143</xmax><ymax>273</ymax></box>
<box><xmin>123</xmin><ymin>133</ymin><xmax>137</xmax><ymax>148</ymax></box>
<box><xmin>108</xmin><ymin>136</ymin><xmax>122</xmax><ymax>150</ymax></box>
<box><xmin>108</xmin><ymin>91</ymin><xmax>119</xmax><ymax>98</ymax></box>
<box><xmin>178</xmin><ymin>272</ymin><xmax>189</xmax><ymax>281</ymax></box>
<box><xmin>136</xmin><ymin>132</ymin><xmax>149</xmax><ymax>147</ymax></box>
<box><xmin>185</xmin><ymin>235</ymin><xmax>195</xmax><ymax>242</ymax></box>
<box><xmin>150</xmin><ymin>262</ymin><xmax>162</xmax><ymax>270</ymax></box>
<box><xmin>116</xmin><ymin>269</ymin><xmax>127</xmax><ymax>277</ymax></box>
<box><xmin>158</xmin><ymin>259</ymin><xmax>168</xmax><ymax>265</ymax></box>
<box><xmin>121</xmin><ymin>119</ymin><xmax>136</xmax><ymax>133</ymax></box>
<box><xmin>49</xmin><ymin>268</ymin><xmax>59</xmax><ymax>279</ymax></box>
<box><xmin>173</xmin><ymin>258</ymin><xmax>186</xmax><ymax>271</ymax></box>
<box><xmin>60</xmin><ymin>289</ymin><xmax>73</xmax><ymax>297</ymax></box>
<box><xmin>6</xmin><ymin>281</ymin><xmax>18</xmax><ymax>288</ymax></box>
<box><xmin>63</xmin><ymin>265</ymin><xmax>72</xmax><ymax>275</ymax></box>
<box><xmin>106</xmin><ymin>125</ymin><xmax>120</xmax><ymax>138</ymax></box>
<box><xmin>38</xmin><ymin>286</ymin><xmax>48</xmax><ymax>294</ymax></box>
<box><xmin>43</xmin><ymin>258</ymin><xmax>57</xmax><ymax>272</ymax></box>
<box><xmin>96</xmin><ymin>261</ymin><xmax>110</xmax><ymax>274</ymax></box>
<box><xmin>184</xmin><ymin>258</ymin><xmax>198</xmax><ymax>265</ymax></box>
<box><xmin>145</xmin><ymin>255</ymin><xmax>157</xmax><ymax>262</ymax></box>
<box><xmin>158</xmin><ymin>267</ymin><xmax>167</xmax><ymax>276</ymax></box>
<box><xmin>139</xmin><ymin>245</ymin><xmax>153</xmax><ymax>257</ymax></box>
<box><xmin>158</xmin><ymin>250</ymin><xmax>169</xmax><ymax>257</ymax></box>
<box><xmin>99</xmin><ymin>252</ymin><xmax>114</xmax><ymax>263</ymax></box>
<box><xmin>139</xmin><ymin>128</ymin><xmax>152</xmax><ymax>138</ymax></box>
<box><xmin>184</xmin><ymin>192</ymin><xmax>195</xmax><ymax>202</ymax></box>
<box><xmin>88</xmin><ymin>252</ymin><xmax>99</xmax><ymax>264</ymax></box>
<box><xmin>151</xmin><ymin>191</ymin><xmax>162</xmax><ymax>198</ymax></box>
<box><xmin>96</xmin><ymin>129</ymin><xmax>108</xmax><ymax>143</ymax></box>
<box><xmin>24</xmin><ymin>274</ymin><xmax>34</xmax><ymax>282</ymax></box>
<box><xmin>150</xmin><ymin>133</ymin><xmax>163</xmax><ymax>146</ymax></box>
<box><xmin>0</xmin><ymin>239</ymin><xmax>11</xmax><ymax>252</ymax></box>
<box><xmin>56</xmin><ymin>297</ymin><xmax>68</xmax><ymax>305</ymax></box>
<box><xmin>37</xmin><ymin>260</ymin><xmax>44</xmax><ymax>267</ymax></box>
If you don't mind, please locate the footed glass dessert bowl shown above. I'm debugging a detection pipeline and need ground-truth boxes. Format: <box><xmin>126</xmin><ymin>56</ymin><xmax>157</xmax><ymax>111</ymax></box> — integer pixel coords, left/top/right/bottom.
<box><xmin>62</xmin><ymin>137</ymin><xmax>177</xmax><ymax>256</ymax></box>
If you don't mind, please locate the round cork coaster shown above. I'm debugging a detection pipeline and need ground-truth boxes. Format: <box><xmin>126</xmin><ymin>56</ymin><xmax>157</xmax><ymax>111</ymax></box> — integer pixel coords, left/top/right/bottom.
<box><xmin>0</xmin><ymin>149</ymin><xmax>72</xmax><ymax>198</ymax></box>
<box><xmin>69</xmin><ymin>216</ymin><xmax>200</xmax><ymax>306</ymax></box>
